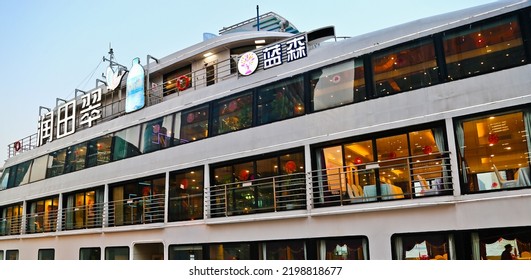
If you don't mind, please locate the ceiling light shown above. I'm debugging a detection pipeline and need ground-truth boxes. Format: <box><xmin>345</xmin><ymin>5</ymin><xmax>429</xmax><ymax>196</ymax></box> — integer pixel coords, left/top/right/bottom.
<box><xmin>203</xmin><ymin>52</ymin><xmax>213</xmax><ymax>57</ymax></box>
<box><xmin>255</xmin><ymin>39</ymin><xmax>266</xmax><ymax>44</ymax></box>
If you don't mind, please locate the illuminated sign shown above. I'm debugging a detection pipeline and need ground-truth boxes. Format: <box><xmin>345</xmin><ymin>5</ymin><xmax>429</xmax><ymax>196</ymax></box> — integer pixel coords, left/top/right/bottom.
<box><xmin>237</xmin><ymin>52</ymin><xmax>259</xmax><ymax>75</ymax></box>
<box><xmin>238</xmin><ymin>34</ymin><xmax>308</xmax><ymax>74</ymax></box>
<box><xmin>125</xmin><ymin>57</ymin><xmax>145</xmax><ymax>113</ymax></box>
<box><xmin>37</xmin><ymin>89</ymin><xmax>102</xmax><ymax>146</ymax></box>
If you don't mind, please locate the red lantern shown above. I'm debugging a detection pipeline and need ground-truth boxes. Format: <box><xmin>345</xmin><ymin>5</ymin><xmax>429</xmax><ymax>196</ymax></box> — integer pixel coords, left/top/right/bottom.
<box><xmin>488</xmin><ymin>133</ymin><xmax>499</xmax><ymax>145</ymax></box>
<box><xmin>284</xmin><ymin>160</ymin><xmax>297</xmax><ymax>174</ymax></box>
<box><xmin>238</xmin><ymin>169</ymin><xmax>250</xmax><ymax>181</ymax></box>
<box><xmin>422</xmin><ymin>145</ymin><xmax>433</xmax><ymax>155</ymax></box>
<box><xmin>354</xmin><ymin>157</ymin><xmax>363</xmax><ymax>164</ymax></box>
<box><xmin>389</xmin><ymin>151</ymin><xmax>397</xmax><ymax>159</ymax></box>
<box><xmin>180</xmin><ymin>179</ymin><xmax>188</xmax><ymax>189</ymax></box>
<box><xmin>228</xmin><ymin>100</ymin><xmax>238</xmax><ymax>112</ymax></box>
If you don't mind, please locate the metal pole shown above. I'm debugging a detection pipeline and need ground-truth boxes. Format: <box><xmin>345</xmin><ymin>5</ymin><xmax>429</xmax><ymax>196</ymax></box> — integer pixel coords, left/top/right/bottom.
<box><xmin>256</xmin><ymin>5</ymin><xmax>260</xmax><ymax>31</ymax></box>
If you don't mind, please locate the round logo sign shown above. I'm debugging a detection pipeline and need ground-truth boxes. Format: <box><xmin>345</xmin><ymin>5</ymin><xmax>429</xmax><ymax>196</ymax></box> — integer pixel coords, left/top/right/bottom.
<box><xmin>238</xmin><ymin>52</ymin><xmax>258</xmax><ymax>76</ymax></box>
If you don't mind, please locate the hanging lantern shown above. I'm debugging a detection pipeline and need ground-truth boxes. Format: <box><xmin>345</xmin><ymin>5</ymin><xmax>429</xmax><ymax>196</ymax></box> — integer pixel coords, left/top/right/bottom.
<box><xmin>488</xmin><ymin>133</ymin><xmax>499</xmax><ymax>145</ymax></box>
<box><xmin>354</xmin><ymin>157</ymin><xmax>363</xmax><ymax>164</ymax></box>
<box><xmin>422</xmin><ymin>145</ymin><xmax>433</xmax><ymax>155</ymax></box>
<box><xmin>389</xmin><ymin>151</ymin><xmax>397</xmax><ymax>159</ymax></box>
<box><xmin>180</xmin><ymin>179</ymin><xmax>188</xmax><ymax>190</ymax></box>
<box><xmin>284</xmin><ymin>160</ymin><xmax>297</xmax><ymax>174</ymax></box>
<box><xmin>238</xmin><ymin>169</ymin><xmax>250</xmax><ymax>181</ymax></box>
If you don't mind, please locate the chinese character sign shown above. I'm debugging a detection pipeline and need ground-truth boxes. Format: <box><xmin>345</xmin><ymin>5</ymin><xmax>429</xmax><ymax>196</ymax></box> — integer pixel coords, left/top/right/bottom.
<box><xmin>38</xmin><ymin>111</ymin><xmax>54</xmax><ymax>146</ymax></box>
<box><xmin>79</xmin><ymin>89</ymin><xmax>102</xmax><ymax>127</ymax></box>
<box><xmin>285</xmin><ymin>35</ymin><xmax>307</xmax><ymax>62</ymax></box>
<box><xmin>56</xmin><ymin>100</ymin><xmax>76</xmax><ymax>139</ymax></box>
<box><xmin>262</xmin><ymin>44</ymin><xmax>283</xmax><ymax>69</ymax></box>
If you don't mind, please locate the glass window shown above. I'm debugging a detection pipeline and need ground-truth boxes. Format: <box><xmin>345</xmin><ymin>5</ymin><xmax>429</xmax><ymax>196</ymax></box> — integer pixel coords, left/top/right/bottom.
<box><xmin>372</xmin><ymin>38</ymin><xmax>438</xmax><ymax>96</ymax></box>
<box><xmin>310</xmin><ymin>59</ymin><xmax>366</xmax><ymax>111</ymax></box>
<box><xmin>105</xmin><ymin>246</ymin><xmax>129</xmax><ymax>260</ymax></box>
<box><xmin>64</xmin><ymin>142</ymin><xmax>88</xmax><ymax>173</ymax></box>
<box><xmin>86</xmin><ymin>135</ymin><xmax>112</xmax><ymax>167</ymax></box>
<box><xmin>257</xmin><ymin>75</ymin><xmax>305</xmax><ymax>125</ymax></box>
<box><xmin>210</xmin><ymin>151</ymin><xmax>305</xmax><ymax>217</ymax></box>
<box><xmin>475</xmin><ymin>227</ymin><xmax>531</xmax><ymax>260</ymax></box>
<box><xmin>376</xmin><ymin>134</ymin><xmax>409</xmax><ymax>199</ymax></box>
<box><xmin>443</xmin><ymin>15</ymin><xmax>526</xmax><ymax>80</ymax></box>
<box><xmin>46</xmin><ymin>148</ymin><xmax>67</xmax><ymax>178</ymax></box>
<box><xmin>13</xmin><ymin>161</ymin><xmax>32</xmax><ymax>187</ymax></box>
<box><xmin>178</xmin><ymin>105</ymin><xmax>209</xmax><ymax>143</ymax></box>
<box><xmin>1</xmin><ymin>204</ymin><xmax>23</xmax><ymax>236</ymax></box>
<box><xmin>393</xmin><ymin>233</ymin><xmax>452</xmax><ymax>260</ymax></box>
<box><xmin>109</xmin><ymin>175</ymin><xmax>165</xmax><ymax>226</ymax></box>
<box><xmin>208</xmin><ymin>243</ymin><xmax>251</xmax><ymax>260</ymax></box>
<box><xmin>457</xmin><ymin>111</ymin><xmax>530</xmax><ymax>193</ymax></box>
<box><xmin>318</xmin><ymin>237</ymin><xmax>368</xmax><ymax>260</ymax></box>
<box><xmin>38</xmin><ymin>249</ymin><xmax>54</xmax><ymax>260</ymax></box>
<box><xmin>169</xmin><ymin>167</ymin><xmax>204</xmax><ymax>222</ymax></box>
<box><xmin>5</xmin><ymin>250</ymin><xmax>19</xmax><ymax>260</ymax></box>
<box><xmin>63</xmin><ymin>188</ymin><xmax>103</xmax><ymax>230</ymax></box>
<box><xmin>212</xmin><ymin>92</ymin><xmax>253</xmax><ymax>135</ymax></box>
<box><xmin>27</xmin><ymin>197</ymin><xmax>59</xmax><ymax>233</ymax></box>
<box><xmin>80</xmin><ymin>247</ymin><xmax>101</xmax><ymax>260</ymax></box>
<box><xmin>112</xmin><ymin>125</ymin><xmax>141</xmax><ymax>161</ymax></box>
<box><xmin>169</xmin><ymin>245</ymin><xmax>203</xmax><ymax>260</ymax></box>
<box><xmin>29</xmin><ymin>155</ymin><xmax>49</xmax><ymax>183</ymax></box>
<box><xmin>0</xmin><ymin>167</ymin><xmax>10</xmax><ymax>190</ymax></box>
<box><xmin>263</xmin><ymin>240</ymin><xmax>306</xmax><ymax>260</ymax></box>
<box><xmin>0</xmin><ymin>250</ymin><xmax>3</xmax><ymax>260</ymax></box>
<box><xmin>141</xmin><ymin>116</ymin><xmax>174</xmax><ymax>153</ymax></box>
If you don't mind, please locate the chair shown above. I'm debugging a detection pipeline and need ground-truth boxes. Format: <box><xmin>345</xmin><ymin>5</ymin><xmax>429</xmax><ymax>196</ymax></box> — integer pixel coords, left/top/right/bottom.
<box><xmin>493</xmin><ymin>164</ymin><xmax>517</xmax><ymax>188</ymax></box>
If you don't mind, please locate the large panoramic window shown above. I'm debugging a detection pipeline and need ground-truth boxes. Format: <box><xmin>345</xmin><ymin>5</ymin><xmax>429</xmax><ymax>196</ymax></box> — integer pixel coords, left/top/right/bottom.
<box><xmin>262</xmin><ymin>240</ymin><xmax>306</xmax><ymax>260</ymax></box>
<box><xmin>86</xmin><ymin>135</ymin><xmax>112</xmax><ymax>167</ymax></box>
<box><xmin>178</xmin><ymin>105</ymin><xmax>209</xmax><ymax>143</ymax></box>
<box><xmin>12</xmin><ymin>160</ymin><xmax>32</xmax><ymax>187</ymax></box>
<box><xmin>456</xmin><ymin>110</ymin><xmax>530</xmax><ymax>193</ymax></box>
<box><xmin>211</xmin><ymin>92</ymin><xmax>253</xmax><ymax>135</ymax></box>
<box><xmin>372</xmin><ymin>38</ymin><xmax>439</xmax><ymax>96</ymax></box>
<box><xmin>443</xmin><ymin>15</ymin><xmax>526</xmax><ymax>80</ymax></box>
<box><xmin>46</xmin><ymin>148</ymin><xmax>67</xmax><ymax>178</ymax></box>
<box><xmin>169</xmin><ymin>245</ymin><xmax>204</xmax><ymax>260</ymax></box>
<box><xmin>63</xmin><ymin>188</ymin><xmax>104</xmax><ymax>230</ymax></box>
<box><xmin>30</xmin><ymin>155</ymin><xmax>49</xmax><ymax>183</ymax></box>
<box><xmin>169</xmin><ymin>167</ymin><xmax>204</xmax><ymax>222</ymax></box>
<box><xmin>310</xmin><ymin>59</ymin><xmax>366</xmax><ymax>111</ymax></box>
<box><xmin>256</xmin><ymin>75</ymin><xmax>305</xmax><ymax>125</ymax></box>
<box><xmin>313</xmin><ymin>125</ymin><xmax>449</xmax><ymax>206</ymax></box>
<box><xmin>211</xmin><ymin>150</ymin><xmax>305</xmax><ymax>217</ymax></box>
<box><xmin>27</xmin><ymin>197</ymin><xmax>59</xmax><ymax>233</ymax></box>
<box><xmin>140</xmin><ymin>116</ymin><xmax>174</xmax><ymax>153</ymax></box>
<box><xmin>109</xmin><ymin>175</ymin><xmax>165</xmax><ymax>226</ymax></box>
<box><xmin>112</xmin><ymin>125</ymin><xmax>141</xmax><ymax>161</ymax></box>
<box><xmin>208</xmin><ymin>243</ymin><xmax>252</xmax><ymax>260</ymax></box>
<box><xmin>64</xmin><ymin>142</ymin><xmax>88</xmax><ymax>173</ymax></box>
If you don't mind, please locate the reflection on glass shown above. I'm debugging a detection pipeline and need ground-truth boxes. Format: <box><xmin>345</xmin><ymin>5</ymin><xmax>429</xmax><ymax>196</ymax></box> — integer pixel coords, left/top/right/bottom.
<box><xmin>311</xmin><ymin>59</ymin><xmax>365</xmax><ymax>111</ymax></box>
<box><xmin>169</xmin><ymin>167</ymin><xmax>204</xmax><ymax>222</ymax></box>
<box><xmin>141</xmin><ymin>116</ymin><xmax>173</xmax><ymax>153</ymax></box>
<box><xmin>257</xmin><ymin>75</ymin><xmax>304</xmax><ymax>125</ymax></box>
<box><xmin>87</xmin><ymin>136</ymin><xmax>112</xmax><ymax>167</ymax></box>
<box><xmin>443</xmin><ymin>15</ymin><xmax>526</xmax><ymax>80</ymax></box>
<box><xmin>46</xmin><ymin>148</ymin><xmax>67</xmax><ymax>178</ymax></box>
<box><xmin>458</xmin><ymin>111</ymin><xmax>529</xmax><ymax>193</ymax></box>
<box><xmin>208</xmin><ymin>243</ymin><xmax>251</xmax><ymax>260</ymax></box>
<box><xmin>112</xmin><ymin>125</ymin><xmax>141</xmax><ymax>161</ymax></box>
<box><xmin>372</xmin><ymin>38</ymin><xmax>438</xmax><ymax>96</ymax></box>
<box><xmin>264</xmin><ymin>240</ymin><xmax>306</xmax><ymax>260</ymax></box>
<box><xmin>64</xmin><ymin>142</ymin><xmax>88</xmax><ymax>173</ymax></box>
<box><xmin>179</xmin><ymin>105</ymin><xmax>209</xmax><ymax>143</ymax></box>
<box><xmin>212</xmin><ymin>92</ymin><xmax>253</xmax><ymax>135</ymax></box>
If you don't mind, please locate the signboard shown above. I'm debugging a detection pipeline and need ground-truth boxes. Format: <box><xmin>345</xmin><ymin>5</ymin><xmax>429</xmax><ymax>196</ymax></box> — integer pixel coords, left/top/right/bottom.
<box><xmin>125</xmin><ymin>57</ymin><xmax>145</xmax><ymax>113</ymax></box>
<box><xmin>37</xmin><ymin>89</ymin><xmax>102</xmax><ymax>146</ymax></box>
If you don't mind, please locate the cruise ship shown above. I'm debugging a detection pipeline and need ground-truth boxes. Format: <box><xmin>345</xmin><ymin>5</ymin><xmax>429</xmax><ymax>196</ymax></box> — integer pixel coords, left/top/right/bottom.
<box><xmin>1</xmin><ymin>1</ymin><xmax>531</xmax><ymax>260</ymax></box>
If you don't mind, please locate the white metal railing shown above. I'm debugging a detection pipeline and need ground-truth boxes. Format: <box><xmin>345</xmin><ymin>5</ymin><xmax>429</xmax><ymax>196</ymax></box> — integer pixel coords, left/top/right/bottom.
<box><xmin>0</xmin><ymin>216</ymin><xmax>23</xmax><ymax>236</ymax></box>
<box><xmin>107</xmin><ymin>194</ymin><xmax>165</xmax><ymax>226</ymax></box>
<box><xmin>310</xmin><ymin>152</ymin><xmax>452</xmax><ymax>207</ymax></box>
<box><xmin>61</xmin><ymin>203</ymin><xmax>104</xmax><ymax>231</ymax></box>
<box><xmin>26</xmin><ymin>209</ymin><xmax>59</xmax><ymax>234</ymax></box>
<box><xmin>209</xmin><ymin>172</ymin><xmax>307</xmax><ymax>218</ymax></box>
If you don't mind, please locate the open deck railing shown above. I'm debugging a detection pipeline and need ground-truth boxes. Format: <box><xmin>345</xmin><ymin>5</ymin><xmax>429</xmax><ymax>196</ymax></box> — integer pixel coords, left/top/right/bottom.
<box><xmin>310</xmin><ymin>152</ymin><xmax>452</xmax><ymax>207</ymax></box>
<box><xmin>107</xmin><ymin>194</ymin><xmax>165</xmax><ymax>226</ymax></box>
<box><xmin>209</xmin><ymin>172</ymin><xmax>307</xmax><ymax>218</ymax></box>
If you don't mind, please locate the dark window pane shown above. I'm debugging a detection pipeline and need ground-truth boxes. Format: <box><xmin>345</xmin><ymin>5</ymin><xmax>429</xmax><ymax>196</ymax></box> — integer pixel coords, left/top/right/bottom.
<box><xmin>169</xmin><ymin>167</ymin><xmax>204</xmax><ymax>222</ymax></box>
<box><xmin>46</xmin><ymin>148</ymin><xmax>67</xmax><ymax>178</ymax></box>
<box><xmin>212</xmin><ymin>92</ymin><xmax>253</xmax><ymax>135</ymax></box>
<box><xmin>443</xmin><ymin>15</ymin><xmax>526</xmax><ymax>80</ymax></box>
<box><xmin>64</xmin><ymin>142</ymin><xmax>88</xmax><ymax>173</ymax></box>
<box><xmin>86</xmin><ymin>135</ymin><xmax>112</xmax><ymax>167</ymax></box>
<box><xmin>373</xmin><ymin>38</ymin><xmax>438</xmax><ymax>96</ymax></box>
<box><xmin>257</xmin><ymin>75</ymin><xmax>305</xmax><ymax>125</ymax></box>
<box><xmin>112</xmin><ymin>126</ymin><xmax>141</xmax><ymax>161</ymax></box>
<box><xmin>179</xmin><ymin>105</ymin><xmax>209</xmax><ymax>143</ymax></box>
<box><xmin>141</xmin><ymin>116</ymin><xmax>173</xmax><ymax>153</ymax></box>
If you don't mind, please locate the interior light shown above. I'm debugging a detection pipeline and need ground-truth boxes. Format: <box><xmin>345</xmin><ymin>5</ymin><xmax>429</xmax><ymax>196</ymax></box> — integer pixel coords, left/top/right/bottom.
<box><xmin>203</xmin><ymin>52</ymin><xmax>213</xmax><ymax>57</ymax></box>
<box><xmin>255</xmin><ymin>39</ymin><xmax>266</xmax><ymax>44</ymax></box>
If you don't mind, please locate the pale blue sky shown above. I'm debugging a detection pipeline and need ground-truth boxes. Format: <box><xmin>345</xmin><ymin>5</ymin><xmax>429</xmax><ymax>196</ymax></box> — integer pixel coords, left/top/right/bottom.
<box><xmin>0</xmin><ymin>0</ymin><xmax>496</xmax><ymax>164</ymax></box>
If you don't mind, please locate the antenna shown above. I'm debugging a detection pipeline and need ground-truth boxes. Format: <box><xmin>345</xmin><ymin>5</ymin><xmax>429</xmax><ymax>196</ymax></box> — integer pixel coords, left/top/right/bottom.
<box><xmin>256</xmin><ymin>5</ymin><xmax>260</xmax><ymax>31</ymax></box>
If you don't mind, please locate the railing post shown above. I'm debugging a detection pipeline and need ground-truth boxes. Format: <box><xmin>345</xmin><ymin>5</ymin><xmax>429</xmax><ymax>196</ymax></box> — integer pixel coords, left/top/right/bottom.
<box><xmin>224</xmin><ymin>184</ymin><xmax>228</xmax><ymax>217</ymax></box>
<box><xmin>273</xmin><ymin>177</ymin><xmax>277</xmax><ymax>212</ymax></box>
